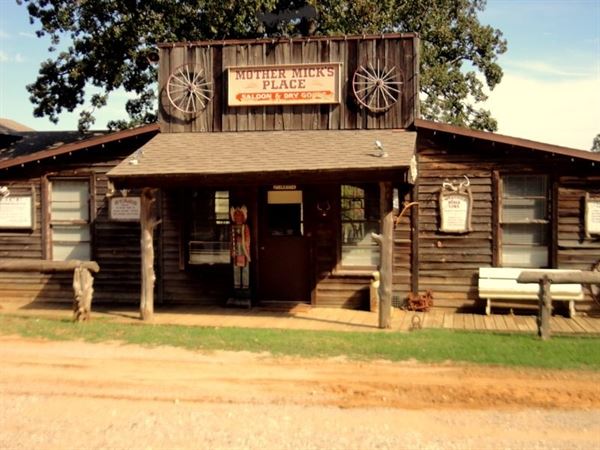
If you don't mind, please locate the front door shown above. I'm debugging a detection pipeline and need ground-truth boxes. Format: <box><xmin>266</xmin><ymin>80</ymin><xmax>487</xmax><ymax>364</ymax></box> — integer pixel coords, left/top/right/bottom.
<box><xmin>257</xmin><ymin>187</ymin><xmax>311</xmax><ymax>302</ymax></box>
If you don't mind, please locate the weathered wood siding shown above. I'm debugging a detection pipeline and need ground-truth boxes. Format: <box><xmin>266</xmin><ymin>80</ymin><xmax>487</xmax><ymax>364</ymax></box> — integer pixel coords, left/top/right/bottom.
<box><xmin>0</xmin><ymin>136</ymin><xmax>155</xmax><ymax>307</ymax></box>
<box><xmin>159</xmin><ymin>189</ymin><xmax>231</xmax><ymax>305</ymax></box>
<box><xmin>416</xmin><ymin>131</ymin><xmax>600</xmax><ymax>314</ymax></box>
<box><xmin>557</xmin><ymin>176</ymin><xmax>600</xmax><ymax>313</ymax></box>
<box><xmin>158</xmin><ymin>34</ymin><xmax>418</xmax><ymax>133</ymax></box>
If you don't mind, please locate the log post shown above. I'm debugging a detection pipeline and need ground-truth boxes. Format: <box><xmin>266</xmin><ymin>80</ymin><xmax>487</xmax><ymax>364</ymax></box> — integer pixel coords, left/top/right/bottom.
<box><xmin>538</xmin><ymin>275</ymin><xmax>552</xmax><ymax>340</ymax></box>
<box><xmin>140</xmin><ymin>187</ymin><xmax>161</xmax><ymax>321</ymax></box>
<box><xmin>371</xmin><ymin>182</ymin><xmax>394</xmax><ymax>329</ymax></box>
<box><xmin>72</xmin><ymin>265</ymin><xmax>94</xmax><ymax>322</ymax></box>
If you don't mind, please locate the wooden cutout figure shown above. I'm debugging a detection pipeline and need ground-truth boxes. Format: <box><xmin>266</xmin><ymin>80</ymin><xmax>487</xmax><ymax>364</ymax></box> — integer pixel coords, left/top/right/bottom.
<box><xmin>230</xmin><ymin>206</ymin><xmax>251</xmax><ymax>304</ymax></box>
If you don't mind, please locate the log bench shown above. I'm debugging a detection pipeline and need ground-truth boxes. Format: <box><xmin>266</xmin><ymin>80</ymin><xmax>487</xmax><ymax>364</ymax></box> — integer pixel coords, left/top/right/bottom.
<box><xmin>0</xmin><ymin>259</ymin><xmax>100</xmax><ymax>322</ymax></box>
<box><xmin>478</xmin><ymin>267</ymin><xmax>585</xmax><ymax>317</ymax></box>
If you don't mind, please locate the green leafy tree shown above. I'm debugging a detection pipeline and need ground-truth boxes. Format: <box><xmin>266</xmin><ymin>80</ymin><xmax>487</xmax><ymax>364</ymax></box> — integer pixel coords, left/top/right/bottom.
<box><xmin>592</xmin><ymin>133</ymin><xmax>600</xmax><ymax>152</ymax></box>
<box><xmin>19</xmin><ymin>0</ymin><xmax>506</xmax><ymax>132</ymax></box>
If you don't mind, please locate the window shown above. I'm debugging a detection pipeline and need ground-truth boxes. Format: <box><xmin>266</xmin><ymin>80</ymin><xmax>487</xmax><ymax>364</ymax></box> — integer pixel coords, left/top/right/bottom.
<box><xmin>501</xmin><ymin>175</ymin><xmax>549</xmax><ymax>268</ymax></box>
<box><xmin>340</xmin><ymin>184</ymin><xmax>380</xmax><ymax>267</ymax></box>
<box><xmin>266</xmin><ymin>190</ymin><xmax>303</xmax><ymax>236</ymax></box>
<box><xmin>50</xmin><ymin>180</ymin><xmax>91</xmax><ymax>261</ymax></box>
<box><xmin>188</xmin><ymin>190</ymin><xmax>230</xmax><ymax>264</ymax></box>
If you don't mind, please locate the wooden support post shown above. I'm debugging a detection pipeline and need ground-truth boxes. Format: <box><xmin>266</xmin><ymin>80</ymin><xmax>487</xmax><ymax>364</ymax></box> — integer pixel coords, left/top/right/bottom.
<box><xmin>372</xmin><ymin>182</ymin><xmax>393</xmax><ymax>329</ymax></box>
<box><xmin>72</xmin><ymin>265</ymin><xmax>94</xmax><ymax>322</ymax></box>
<box><xmin>140</xmin><ymin>188</ymin><xmax>161</xmax><ymax>321</ymax></box>
<box><xmin>538</xmin><ymin>276</ymin><xmax>552</xmax><ymax>340</ymax></box>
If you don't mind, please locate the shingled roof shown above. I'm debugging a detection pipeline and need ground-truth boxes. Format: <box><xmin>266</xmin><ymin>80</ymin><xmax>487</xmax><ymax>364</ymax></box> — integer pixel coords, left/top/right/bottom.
<box><xmin>108</xmin><ymin>129</ymin><xmax>417</xmax><ymax>181</ymax></box>
<box><xmin>0</xmin><ymin>124</ymin><xmax>160</xmax><ymax>171</ymax></box>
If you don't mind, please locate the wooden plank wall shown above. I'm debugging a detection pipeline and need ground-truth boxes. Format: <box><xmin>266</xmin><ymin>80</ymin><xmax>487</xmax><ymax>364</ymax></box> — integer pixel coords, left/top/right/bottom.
<box><xmin>158</xmin><ymin>35</ymin><xmax>418</xmax><ymax>133</ymax></box>
<box><xmin>0</xmin><ymin>138</ymin><xmax>154</xmax><ymax>307</ymax></box>
<box><xmin>557</xmin><ymin>176</ymin><xmax>600</xmax><ymax>313</ymax></box>
<box><xmin>158</xmin><ymin>189</ymin><xmax>233</xmax><ymax>305</ymax></box>
<box><xmin>416</xmin><ymin>132</ymin><xmax>600</xmax><ymax>314</ymax></box>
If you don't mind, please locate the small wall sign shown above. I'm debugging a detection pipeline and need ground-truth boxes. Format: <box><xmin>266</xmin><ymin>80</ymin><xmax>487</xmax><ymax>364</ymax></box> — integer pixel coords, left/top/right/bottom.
<box><xmin>110</xmin><ymin>196</ymin><xmax>141</xmax><ymax>221</ymax></box>
<box><xmin>228</xmin><ymin>63</ymin><xmax>342</xmax><ymax>107</ymax></box>
<box><xmin>585</xmin><ymin>193</ymin><xmax>600</xmax><ymax>237</ymax></box>
<box><xmin>439</xmin><ymin>177</ymin><xmax>473</xmax><ymax>234</ymax></box>
<box><xmin>0</xmin><ymin>195</ymin><xmax>34</xmax><ymax>229</ymax></box>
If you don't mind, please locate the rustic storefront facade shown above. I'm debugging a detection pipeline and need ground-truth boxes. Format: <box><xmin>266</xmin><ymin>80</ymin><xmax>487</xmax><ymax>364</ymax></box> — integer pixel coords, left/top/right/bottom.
<box><xmin>1</xmin><ymin>34</ymin><xmax>599</xmax><ymax>316</ymax></box>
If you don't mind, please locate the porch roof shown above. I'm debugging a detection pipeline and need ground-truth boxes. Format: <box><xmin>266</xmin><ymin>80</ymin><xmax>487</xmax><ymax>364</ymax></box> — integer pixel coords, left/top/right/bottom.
<box><xmin>107</xmin><ymin>129</ymin><xmax>416</xmax><ymax>182</ymax></box>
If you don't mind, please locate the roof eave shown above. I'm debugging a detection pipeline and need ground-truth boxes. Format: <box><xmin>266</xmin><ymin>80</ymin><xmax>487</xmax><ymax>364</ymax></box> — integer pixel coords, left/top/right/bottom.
<box><xmin>0</xmin><ymin>124</ymin><xmax>160</xmax><ymax>171</ymax></box>
<box><xmin>414</xmin><ymin>118</ymin><xmax>600</xmax><ymax>163</ymax></box>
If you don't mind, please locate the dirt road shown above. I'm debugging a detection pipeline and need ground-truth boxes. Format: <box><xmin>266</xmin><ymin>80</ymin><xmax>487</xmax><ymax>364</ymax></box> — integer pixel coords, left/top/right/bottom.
<box><xmin>1</xmin><ymin>336</ymin><xmax>599</xmax><ymax>449</ymax></box>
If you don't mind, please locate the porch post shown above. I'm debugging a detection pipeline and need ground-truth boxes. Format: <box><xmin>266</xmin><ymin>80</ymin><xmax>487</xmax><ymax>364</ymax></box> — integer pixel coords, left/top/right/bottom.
<box><xmin>140</xmin><ymin>187</ymin><xmax>160</xmax><ymax>321</ymax></box>
<box><xmin>372</xmin><ymin>181</ymin><xmax>394</xmax><ymax>329</ymax></box>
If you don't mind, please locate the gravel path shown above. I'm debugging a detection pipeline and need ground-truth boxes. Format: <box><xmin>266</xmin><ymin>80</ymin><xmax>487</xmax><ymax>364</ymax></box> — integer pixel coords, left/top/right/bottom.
<box><xmin>1</xmin><ymin>337</ymin><xmax>598</xmax><ymax>450</ymax></box>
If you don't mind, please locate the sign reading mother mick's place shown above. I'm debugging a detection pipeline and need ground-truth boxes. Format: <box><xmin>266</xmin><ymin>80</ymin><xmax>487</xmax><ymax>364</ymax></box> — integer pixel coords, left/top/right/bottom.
<box><xmin>228</xmin><ymin>63</ymin><xmax>341</xmax><ymax>106</ymax></box>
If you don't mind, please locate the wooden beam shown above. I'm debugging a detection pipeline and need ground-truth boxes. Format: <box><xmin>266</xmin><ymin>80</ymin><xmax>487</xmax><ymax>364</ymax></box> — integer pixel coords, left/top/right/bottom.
<box><xmin>140</xmin><ymin>187</ymin><xmax>161</xmax><ymax>321</ymax></box>
<box><xmin>538</xmin><ymin>276</ymin><xmax>551</xmax><ymax>340</ymax></box>
<box><xmin>517</xmin><ymin>271</ymin><xmax>600</xmax><ymax>284</ymax></box>
<box><xmin>372</xmin><ymin>181</ymin><xmax>393</xmax><ymax>329</ymax></box>
<box><xmin>0</xmin><ymin>259</ymin><xmax>99</xmax><ymax>273</ymax></box>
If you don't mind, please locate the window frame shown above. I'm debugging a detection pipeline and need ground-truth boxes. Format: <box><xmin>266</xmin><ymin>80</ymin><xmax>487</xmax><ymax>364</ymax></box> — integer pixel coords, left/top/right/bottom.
<box><xmin>47</xmin><ymin>177</ymin><xmax>93</xmax><ymax>261</ymax></box>
<box><xmin>336</xmin><ymin>183</ymin><xmax>381</xmax><ymax>272</ymax></box>
<box><xmin>498</xmin><ymin>174</ymin><xmax>551</xmax><ymax>268</ymax></box>
<box><xmin>186</xmin><ymin>188</ymin><xmax>231</xmax><ymax>266</ymax></box>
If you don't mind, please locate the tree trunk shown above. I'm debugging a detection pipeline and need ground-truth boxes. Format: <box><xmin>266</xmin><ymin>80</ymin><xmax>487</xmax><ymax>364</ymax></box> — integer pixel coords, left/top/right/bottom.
<box><xmin>140</xmin><ymin>188</ymin><xmax>160</xmax><ymax>321</ymax></box>
<box><xmin>371</xmin><ymin>182</ymin><xmax>393</xmax><ymax>329</ymax></box>
<box><xmin>538</xmin><ymin>276</ymin><xmax>552</xmax><ymax>340</ymax></box>
<box><xmin>72</xmin><ymin>266</ymin><xmax>94</xmax><ymax>322</ymax></box>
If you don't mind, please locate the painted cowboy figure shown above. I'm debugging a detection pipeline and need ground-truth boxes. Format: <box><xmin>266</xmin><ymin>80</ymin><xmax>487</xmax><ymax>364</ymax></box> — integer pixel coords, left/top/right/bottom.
<box><xmin>230</xmin><ymin>206</ymin><xmax>251</xmax><ymax>302</ymax></box>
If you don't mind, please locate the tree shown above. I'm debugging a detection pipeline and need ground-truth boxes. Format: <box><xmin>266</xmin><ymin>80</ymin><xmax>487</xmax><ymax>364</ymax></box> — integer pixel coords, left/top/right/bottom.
<box><xmin>19</xmin><ymin>0</ymin><xmax>506</xmax><ymax>132</ymax></box>
<box><xmin>592</xmin><ymin>134</ymin><xmax>600</xmax><ymax>152</ymax></box>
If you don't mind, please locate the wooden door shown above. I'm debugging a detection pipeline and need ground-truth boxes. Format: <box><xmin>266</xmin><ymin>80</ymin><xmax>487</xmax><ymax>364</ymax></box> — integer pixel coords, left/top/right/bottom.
<box><xmin>257</xmin><ymin>188</ymin><xmax>311</xmax><ymax>302</ymax></box>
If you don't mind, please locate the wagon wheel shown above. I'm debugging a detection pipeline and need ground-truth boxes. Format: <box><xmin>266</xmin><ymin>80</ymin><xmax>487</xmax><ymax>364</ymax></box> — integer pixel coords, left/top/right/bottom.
<box><xmin>352</xmin><ymin>60</ymin><xmax>403</xmax><ymax>112</ymax></box>
<box><xmin>166</xmin><ymin>64</ymin><xmax>213</xmax><ymax>114</ymax></box>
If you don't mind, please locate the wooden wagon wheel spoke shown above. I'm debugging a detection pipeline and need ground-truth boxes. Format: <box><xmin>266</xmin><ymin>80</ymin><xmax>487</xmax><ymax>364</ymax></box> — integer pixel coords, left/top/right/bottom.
<box><xmin>166</xmin><ymin>64</ymin><xmax>213</xmax><ymax>115</ymax></box>
<box><xmin>352</xmin><ymin>60</ymin><xmax>404</xmax><ymax>113</ymax></box>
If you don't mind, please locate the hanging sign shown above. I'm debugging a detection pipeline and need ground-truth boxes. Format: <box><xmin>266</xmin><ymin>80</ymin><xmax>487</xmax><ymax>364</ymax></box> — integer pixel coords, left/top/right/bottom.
<box><xmin>109</xmin><ymin>196</ymin><xmax>141</xmax><ymax>221</ymax></box>
<box><xmin>439</xmin><ymin>177</ymin><xmax>473</xmax><ymax>234</ymax></box>
<box><xmin>0</xmin><ymin>195</ymin><xmax>34</xmax><ymax>229</ymax></box>
<box><xmin>228</xmin><ymin>63</ymin><xmax>342</xmax><ymax>106</ymax></box>
<box><xmin>585</xmin><ymin>193</ymin><xmax>600</xmax><ymax>237</ymax></box>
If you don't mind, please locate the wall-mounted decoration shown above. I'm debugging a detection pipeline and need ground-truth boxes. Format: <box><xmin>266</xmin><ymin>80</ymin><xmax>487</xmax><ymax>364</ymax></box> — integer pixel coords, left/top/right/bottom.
<box><xmin>109</xmin><ymin>196</ymin><xmax>141</xmax><ymax>221</ymax></box>
<box><xmin>439</xmin><ymin>176</ymin><xmax>473</xmax><ymax>234</ymax></box>
<box><xmin>228</xmin><ymin>63</ymin><xmax>341</xmax><ymax>107</ymax></box>
<box><xmin>0</xmin><ymin>195</ymin><xmax>34</xmax><ymax>229</ymax></box>
<box><xmin>585</xmin><ymin>193</ymin><xmax>600</xmax><ymax>237</ymax></box>
<box><xmin>352</xmin><ymin>59</ymin><xmax>403</xmax><ymax>112</ymax></box>
<box><xmin>166</xmin><ymin>64</ymin><xmax>213</xmax><ymax>114</ymax></box>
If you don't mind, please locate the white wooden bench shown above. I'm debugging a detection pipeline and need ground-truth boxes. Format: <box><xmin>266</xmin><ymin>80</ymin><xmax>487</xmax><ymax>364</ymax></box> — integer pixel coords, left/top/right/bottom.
<box><xmin>478</xmin><ymin>267</ymin><xmax>585</xmax><ymax>317</ymax></box>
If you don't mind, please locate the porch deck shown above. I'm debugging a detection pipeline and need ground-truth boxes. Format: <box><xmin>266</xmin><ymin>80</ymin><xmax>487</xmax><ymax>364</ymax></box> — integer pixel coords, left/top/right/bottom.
<box><xmin>3</xmin><ymin>303</ymin><xmax>600</xmax><ymax>335</ymax></box>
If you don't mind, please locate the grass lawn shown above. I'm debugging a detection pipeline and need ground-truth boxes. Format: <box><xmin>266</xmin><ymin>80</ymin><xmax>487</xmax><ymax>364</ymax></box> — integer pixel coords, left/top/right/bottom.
<box><xmin>1</xmin><ymin>314</ymin><xmax>599</xmax><ymax>370</ymax></box>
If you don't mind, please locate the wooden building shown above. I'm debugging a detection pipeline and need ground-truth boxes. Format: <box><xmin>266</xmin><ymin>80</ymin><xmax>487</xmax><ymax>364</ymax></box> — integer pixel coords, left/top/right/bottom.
<box><xmin>1</xmin><ymin>33</ymin><xmax>599</xmax><ymax>316</ymax></box>
<box><xmin>0</xmin><ymin>124</ymin><xmax>158</xmax><ymax>305</ymax></box>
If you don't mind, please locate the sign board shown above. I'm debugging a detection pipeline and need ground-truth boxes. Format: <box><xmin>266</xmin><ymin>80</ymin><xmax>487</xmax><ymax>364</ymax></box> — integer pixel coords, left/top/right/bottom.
<box><xmin>0</xmin><ymin>195</ymin><xmax>34</xmax><ymax>229</ymax></box>
<box><xmin>109</xmin><ymin>196</ymin><xmax>141</xmax><ymax>221</ymax></box>
<box><xmin>439</xmin><ymin>191</ymin><xmax>472</xmax><ymax>234</ymax></box>
<box><xmin>585</xmin><ymin>193</ymin><xmax>600</xmax><ymax>237</ymax></box>
<box><xmin>228</xmin><ymin>63</ymin><xmax>342</xmax><ymax>106</ymax></box>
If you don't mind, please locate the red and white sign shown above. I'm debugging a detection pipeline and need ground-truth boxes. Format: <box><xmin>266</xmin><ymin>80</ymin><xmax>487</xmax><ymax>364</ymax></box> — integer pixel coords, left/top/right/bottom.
<box><xmin>228</xmin><ymin>63</ymin><xmax>341</xmax><ymax>106</ymax></box>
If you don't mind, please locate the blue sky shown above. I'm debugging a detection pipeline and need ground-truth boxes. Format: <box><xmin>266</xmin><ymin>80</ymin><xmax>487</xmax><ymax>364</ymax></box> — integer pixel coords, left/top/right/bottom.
<box><xmin>0</xmin><ymin>0</ymin><xmax>599</xmax><ymax>149</ymax></box>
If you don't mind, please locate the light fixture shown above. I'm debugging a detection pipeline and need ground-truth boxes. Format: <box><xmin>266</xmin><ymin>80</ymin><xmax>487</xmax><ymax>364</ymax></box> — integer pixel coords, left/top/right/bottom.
<box><xmin>0</xmin><ymin>186</ymin><xmax>10</xmax><ymax>198</ymax></box>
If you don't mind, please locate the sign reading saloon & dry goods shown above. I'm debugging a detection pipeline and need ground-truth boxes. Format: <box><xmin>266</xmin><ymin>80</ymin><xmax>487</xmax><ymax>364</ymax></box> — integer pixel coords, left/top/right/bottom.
<box><xmin>228</xmin><ymin>63</ymin><xmax>341</xmax><ymax>106</ymax></box>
